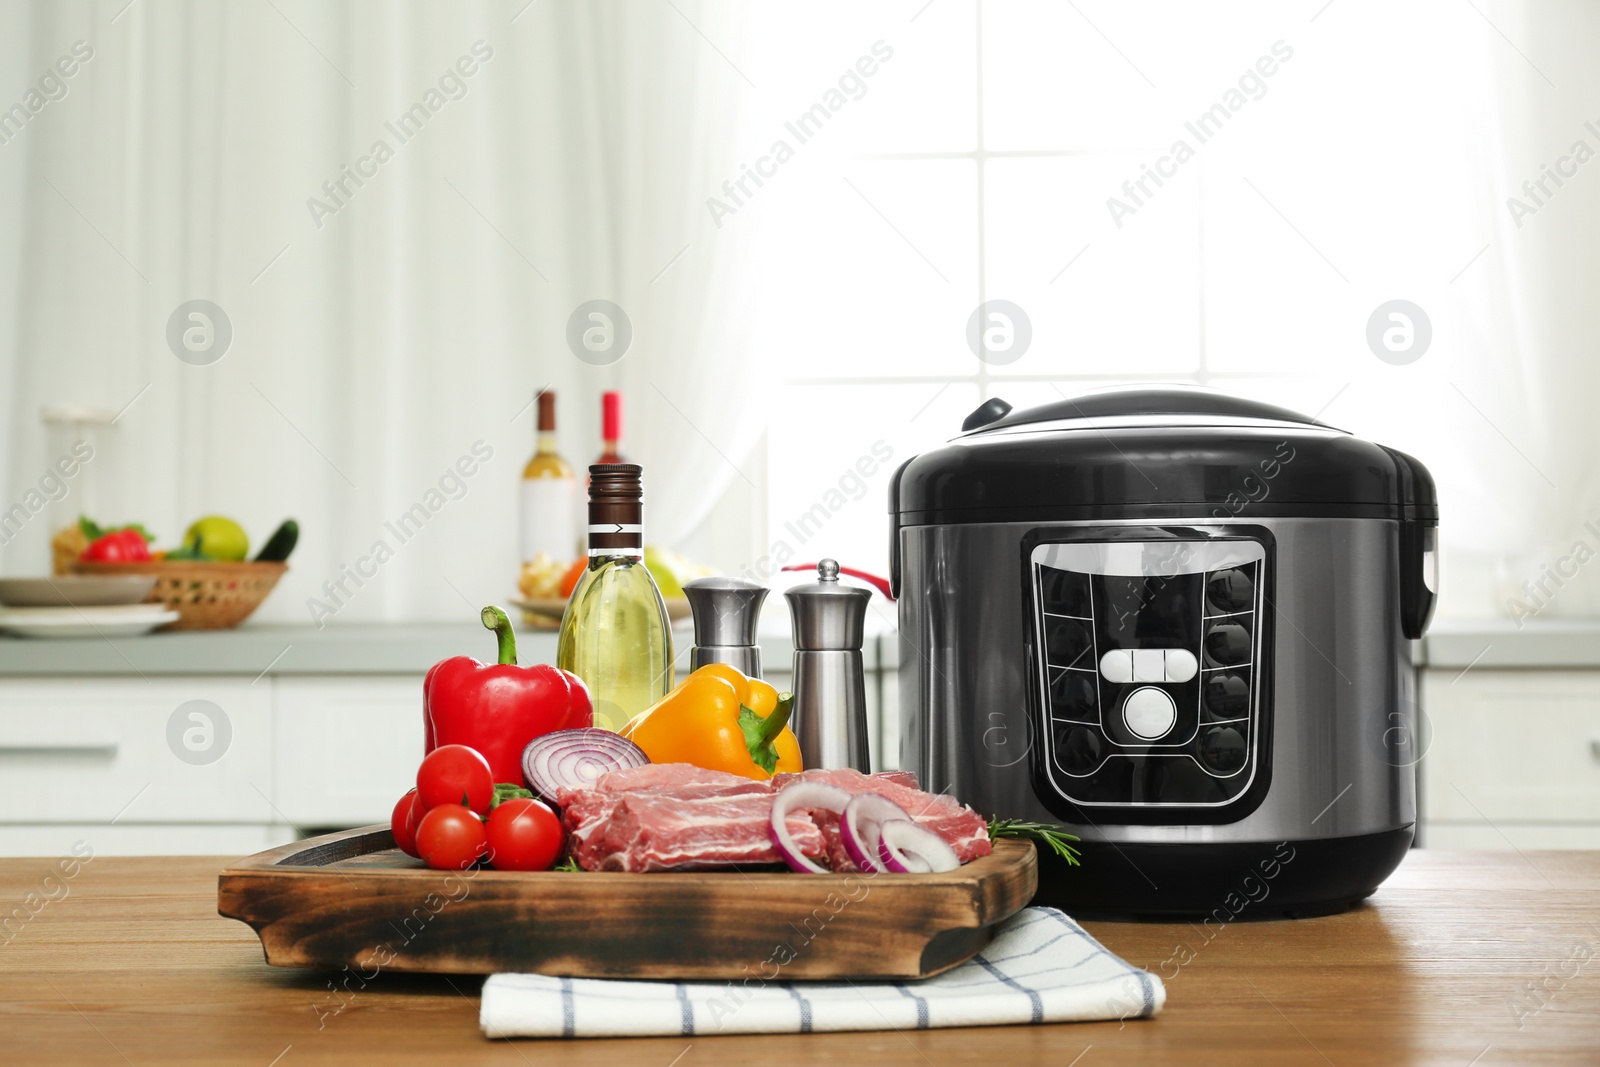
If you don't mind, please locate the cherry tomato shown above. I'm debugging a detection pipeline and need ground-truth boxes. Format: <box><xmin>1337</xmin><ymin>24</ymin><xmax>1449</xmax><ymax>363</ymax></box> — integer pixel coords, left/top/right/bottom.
<box><xmin>415</xmin><ymin>805</ymin><xmax>488</xmax><ymax>870</ymax></box>
<box><xmin>416</xmin><ymin>744</ymin><xmax>493</xmax><ymax>815</ymax></box>
<box><xmin>390</xmin><ymin>789</ymin><xmax>421</xmax><ymax>858</ymax></box>
<box><xmin>485</xmin><ymin>798</ymin><xmax>564</xmax><ymax>871</ymax></box>
<box><xmin>407</xmin><ymin>790</ymin><xmax>424</xmax><ymax>840</ymax></box>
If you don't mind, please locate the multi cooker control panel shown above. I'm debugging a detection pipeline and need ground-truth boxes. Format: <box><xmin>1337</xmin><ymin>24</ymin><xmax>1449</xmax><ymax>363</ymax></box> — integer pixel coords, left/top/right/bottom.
<box><xmin>1027</xmin><ymin>536</ymin><xmax>1269</xmax><ymax>810</ymax></box>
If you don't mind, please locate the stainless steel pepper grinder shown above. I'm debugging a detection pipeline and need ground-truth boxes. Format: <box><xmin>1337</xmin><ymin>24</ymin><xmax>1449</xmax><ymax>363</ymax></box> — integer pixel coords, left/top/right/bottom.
<box><xmin>682</xmin><ymin>576</ymin><xmax>768</xmax><ymax>678</ymax></box>
<box><xmin>784</xmin><ymin>559</ymin><xmax>872</xmax><ymax>770</ymax></box>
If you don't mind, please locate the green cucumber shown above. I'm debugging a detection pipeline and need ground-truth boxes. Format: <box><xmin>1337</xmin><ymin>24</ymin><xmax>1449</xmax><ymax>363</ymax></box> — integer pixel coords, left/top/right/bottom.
<box><xmin>254</xmin><ymin>519</ymin><xmax>299</xmax><ymax>562</ymax></box>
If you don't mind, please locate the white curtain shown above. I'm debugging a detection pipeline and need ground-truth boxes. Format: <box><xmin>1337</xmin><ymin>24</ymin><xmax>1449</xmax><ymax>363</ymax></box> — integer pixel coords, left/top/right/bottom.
<box><xmin>6</xmin><ymin>0</ymin><xmax>1598</xmax><ymax>629</ymax></box>
<box><xmin>1472</xmin><ymin>0</ymin><xmax>1600</xmax><ymax>619</ymax></box>
<box><xmin>0</xmin><ymin>0</ymin><xmax>764</xmax><ymax>624</ymax></box>
<box><xmin>1374</xmin><ymin>0</ymin><xmax>1600</xmax><ymax>620</ymax></box>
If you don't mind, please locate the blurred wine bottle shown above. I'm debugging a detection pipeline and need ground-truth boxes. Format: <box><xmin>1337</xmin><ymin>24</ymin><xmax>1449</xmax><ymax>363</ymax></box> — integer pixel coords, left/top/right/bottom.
<box><xmin>519</xmin><ymin>391</ymin><xmax>578</xmax><ymax>564</ymax></box>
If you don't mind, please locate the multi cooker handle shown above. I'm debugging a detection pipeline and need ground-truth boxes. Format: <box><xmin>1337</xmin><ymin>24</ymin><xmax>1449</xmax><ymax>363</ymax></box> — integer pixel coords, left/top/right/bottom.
<box><xmin>959</xmin><ymin>388</ymin><xmax>1330</xmax><ymax>434</ymax></box>
<box><xmin>961</xmin><ymin>397</ymin><xmax>1013</xmax><ymax>432</ymax></box>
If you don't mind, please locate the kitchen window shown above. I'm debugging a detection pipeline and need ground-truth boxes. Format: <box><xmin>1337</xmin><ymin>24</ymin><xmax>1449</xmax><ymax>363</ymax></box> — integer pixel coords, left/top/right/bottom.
<box><xmin>747</xmin><ymin>1</ymin><xmax>1498</xmax><ymax>609</ymax></box>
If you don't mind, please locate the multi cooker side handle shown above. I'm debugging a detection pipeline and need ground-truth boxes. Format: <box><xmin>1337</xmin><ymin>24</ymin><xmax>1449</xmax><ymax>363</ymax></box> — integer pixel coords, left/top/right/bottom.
<box><xmin>887</xmin><ymin>456</ymin><xmax>913</xmax><ymax>600</ymax></box>
<box><xmin>1385</xmin><ymin>447</ymin><xmax>1439</xmax><ymax>640</ymax></box>
<box><xmin>1398</xmin><ymin>522</ymin><xmax>1437</xmax><ymax>640</ymax></box>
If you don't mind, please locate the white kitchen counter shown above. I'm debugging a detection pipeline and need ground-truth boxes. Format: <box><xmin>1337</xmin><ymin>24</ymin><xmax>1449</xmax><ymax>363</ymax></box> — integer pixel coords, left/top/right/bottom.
<box><xmin>0</xmin><ymin>622</ymin><xmax>529</xmax><ymax>677</ymax></box>
<box><xmin>0</xmin><ymin>609</ymin><xmax>1586</xmax><ymax>703</ymax></box>
<box><xmin>3</xmin><ymin>613</ymin><xmax>1589</xmax><ymax>675</ymax></box>
<box><xmin>1420</xmin><ymin>618</ymin><xmax>1600</xmax><ymax>669</ymax></box>
<box><xmin>0</xmin><ymin>613</ymin><xmax>898</xmax><ymax>677</ymax></box>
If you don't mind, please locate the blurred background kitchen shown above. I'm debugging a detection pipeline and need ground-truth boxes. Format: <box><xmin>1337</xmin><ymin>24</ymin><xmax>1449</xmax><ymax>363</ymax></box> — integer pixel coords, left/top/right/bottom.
<box><xmin>1</xmin><ymin>0</ymin><xmax>1596</xmax><ymax>855</ymax></box>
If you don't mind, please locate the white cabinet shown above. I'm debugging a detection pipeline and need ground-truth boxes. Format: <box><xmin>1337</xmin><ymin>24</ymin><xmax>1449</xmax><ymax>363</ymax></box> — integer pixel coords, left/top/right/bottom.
<box><xmin>0</xmin><ymin>674</ymin><xmax>422</xmax><ymax>857</ymax></box>
<box><xmin>272</xmin><ymin>677</ymin><xmax>424</xmax><ymax>827</ymax></box>
<box><xmin>0</xmin><ymin>678</ymin><xmax>274</xmax><ymax>823</ymax></box>
<box><xmin>1421</xmin><ymin>668</ymin><xmax>1600</xmax><ymax>848</ymax></box>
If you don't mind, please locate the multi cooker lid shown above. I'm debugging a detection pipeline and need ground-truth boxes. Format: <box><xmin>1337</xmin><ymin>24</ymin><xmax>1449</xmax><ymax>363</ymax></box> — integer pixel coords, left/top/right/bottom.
<box><xmin>891</xmin><ymin>387</ymin><xmax>1438</xmax><ymax>523</ymax></box>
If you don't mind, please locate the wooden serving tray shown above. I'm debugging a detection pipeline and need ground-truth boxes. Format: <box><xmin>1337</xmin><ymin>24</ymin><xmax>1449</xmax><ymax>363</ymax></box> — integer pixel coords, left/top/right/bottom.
<box><xmin>218</xmin><ymin>827</ymin><xmax>1036</xmax><ymax>980</ymax></box>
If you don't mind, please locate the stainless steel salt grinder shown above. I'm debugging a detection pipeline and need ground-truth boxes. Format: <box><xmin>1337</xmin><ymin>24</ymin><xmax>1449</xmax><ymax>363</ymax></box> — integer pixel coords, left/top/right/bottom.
<box><xmin>682</xmin><ymin>577</ymin><xmax>769</xmax><ymax>678</ymax></box>
<box><xmin>784</xmin><ymin>559</ymin><xmax>872</xmax><ymax>771</ymax></box>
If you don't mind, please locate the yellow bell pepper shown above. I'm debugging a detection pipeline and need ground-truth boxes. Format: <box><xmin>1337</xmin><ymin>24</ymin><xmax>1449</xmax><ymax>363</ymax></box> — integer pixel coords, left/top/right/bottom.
<box><xmin>619</xmin><ymin>663</ymin><xmax>803</xmax><ymax>780</ymax></box>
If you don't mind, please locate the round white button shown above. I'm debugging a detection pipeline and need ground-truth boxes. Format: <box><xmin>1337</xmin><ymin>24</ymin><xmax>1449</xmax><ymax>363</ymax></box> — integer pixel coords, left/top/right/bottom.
<box><xmin>1099</xmin><ymin>650</ymin><xmax>1133</xmax><ymax>683</ymax></box>
<box><xmin>1164</xmin><ymin>649</ymin><xmax>1198</xmax><ymax>683</ymax></box>
<box><xmin>1123</xmin><ymin>686</ymin><xmax>1177</xmax><ymax>740</ymax></box>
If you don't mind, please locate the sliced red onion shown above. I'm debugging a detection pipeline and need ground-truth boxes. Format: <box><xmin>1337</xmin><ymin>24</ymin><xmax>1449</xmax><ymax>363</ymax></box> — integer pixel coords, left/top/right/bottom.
<box><xmin>769</xmin><ymin>782</ymin><xmax>852</xmax><ymax>873</ymax></box>
<box><xmin>521</xmin><ymin>728</ymin><xmax>648</xmax><ymax>799</ymax></box>
<box><xmin>878</xmin><ymin>819</ymin><xmax>961</xmax><ymax>874</ymax></box>
<box><xmin>839</xmin><ymin>793</ymin><xmax>912</xmax><ymax>873</ymax></box>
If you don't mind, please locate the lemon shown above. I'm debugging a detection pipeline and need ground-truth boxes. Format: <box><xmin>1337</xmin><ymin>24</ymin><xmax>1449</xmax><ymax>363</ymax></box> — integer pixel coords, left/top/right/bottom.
<box><xmin>182</xmin><ymin>516</ymin><xmax>249</xmax><ymax>562</ymax></box>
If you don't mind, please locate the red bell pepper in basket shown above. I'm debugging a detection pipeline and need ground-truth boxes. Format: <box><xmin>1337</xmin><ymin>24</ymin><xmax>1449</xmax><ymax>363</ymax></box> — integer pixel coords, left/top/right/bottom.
<box><xmin>423</xmin><ymin>607</ymin><xmax>593</xmax><ymax>785</ymax></box>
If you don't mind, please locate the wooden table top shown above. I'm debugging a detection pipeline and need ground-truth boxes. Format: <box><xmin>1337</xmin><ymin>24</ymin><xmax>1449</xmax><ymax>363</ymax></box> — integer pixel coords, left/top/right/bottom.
<box><xmin>2</xmin><ymin>849</ymin><xmax>1597</xmax><ymax>1066</ymax></box>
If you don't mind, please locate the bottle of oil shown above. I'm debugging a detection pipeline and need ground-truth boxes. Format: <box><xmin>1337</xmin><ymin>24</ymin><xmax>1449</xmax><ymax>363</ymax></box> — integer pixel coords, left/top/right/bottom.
<box><xmin>557</xmin><ymin>464</ymin><xmax>673</xmax><ymax>730</ymax></box>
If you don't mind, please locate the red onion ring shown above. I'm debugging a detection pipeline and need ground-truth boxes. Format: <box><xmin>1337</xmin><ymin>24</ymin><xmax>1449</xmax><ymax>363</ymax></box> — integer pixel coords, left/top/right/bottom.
<box><xmin>768</xmin><ymin>782</ymin><xmax>851</xmax><ymax>873</ymax></box>
<box><xmin>839</xmin><ymin>793</ymin><xmax>911</xmax><ymax>873</ymax></box>
<box><xmin>521</xmin><ymin>728</ymin><xmax>648</xmax><ymax>800</ymax></box>
<box><xmin>878</xmin><ymin>819</ymin><xmax>961</xmax><ymax>874</ymax></box>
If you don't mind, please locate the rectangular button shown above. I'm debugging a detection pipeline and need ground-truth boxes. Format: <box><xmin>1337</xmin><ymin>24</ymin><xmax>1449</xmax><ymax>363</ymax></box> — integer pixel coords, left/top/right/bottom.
<box><xmin>1132</xmin><ymin>649</ymin><xmax>1164</xmax><ymax>682</ymax></box>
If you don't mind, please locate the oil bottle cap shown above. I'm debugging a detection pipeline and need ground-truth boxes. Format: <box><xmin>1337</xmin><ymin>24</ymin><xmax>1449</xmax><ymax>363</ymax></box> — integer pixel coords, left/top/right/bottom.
<box><xmin>587</xmin><ymin>464</ymin><xmax>642</xmax><ymax>555</ymax></box>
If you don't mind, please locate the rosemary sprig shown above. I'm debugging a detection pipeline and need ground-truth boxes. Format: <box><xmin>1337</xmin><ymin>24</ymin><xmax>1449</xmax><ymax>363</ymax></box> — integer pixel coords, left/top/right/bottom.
<box><xmin>551</xmin><ymin>855</ymin><xmax>582</xmax><ymax>872</ymax></box>
<box><xmin>987</xmin><ymin>818</ymin><xmax>1083</xmax><ymax>866</ymax></box>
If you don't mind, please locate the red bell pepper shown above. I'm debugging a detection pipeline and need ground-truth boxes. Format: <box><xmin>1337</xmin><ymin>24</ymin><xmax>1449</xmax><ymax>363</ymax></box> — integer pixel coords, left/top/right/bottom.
<box><xmin>423</xmin><ymin>606</ymin><xmax>593</xmax><ymax>785</ymax></box>
<box><xmin>81</xmin><ymin>528</ymin><xmax>153</xmax><ymax>562</ymax></box>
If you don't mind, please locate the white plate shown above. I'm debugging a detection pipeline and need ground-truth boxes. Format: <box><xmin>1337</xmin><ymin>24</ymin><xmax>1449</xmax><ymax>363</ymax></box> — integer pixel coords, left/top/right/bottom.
<box><xmin>0</xmin><ymin>575</ymin><xmax>157</xmax><ymax>607</ymax></box>
<box><xmin>0</xmin><ymin>604</ymin><xmax>180</xmax><ymax>639</ymax></box>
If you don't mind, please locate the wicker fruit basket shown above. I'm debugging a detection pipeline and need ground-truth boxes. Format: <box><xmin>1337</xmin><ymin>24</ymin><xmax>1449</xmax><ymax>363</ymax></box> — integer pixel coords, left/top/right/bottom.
<box><xmin>69</xmin><ymin>561</ymin><xmax>287</xmax><ymax>631</ymax></box>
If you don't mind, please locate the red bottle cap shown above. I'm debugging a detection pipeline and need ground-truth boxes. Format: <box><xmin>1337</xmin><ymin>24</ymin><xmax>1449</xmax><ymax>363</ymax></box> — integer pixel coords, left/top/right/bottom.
<box><xmin>602</xmin><ymin>391</ymin><xmax>621</xmax><ymax>442</ymax></box>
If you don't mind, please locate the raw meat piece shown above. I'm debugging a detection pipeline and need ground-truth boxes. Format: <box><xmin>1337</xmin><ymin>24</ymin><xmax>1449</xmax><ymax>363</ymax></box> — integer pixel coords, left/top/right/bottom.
<box><xmin>560</xmin><ymin>763</ymin><xmax>772</xmax><ymax>803</ymax></box>
<box><xmin>566</xmin><ymin>791</ymin><xmax>825</xmax><ymax>872</ymax></box>
<box><xmin>872</xmin><ymin>770</ymin><xmax>921</xmax><ymax>789</ymax></box>
<box><xmin>772</xmin><ymin>768</ymin><xmax>991</xmax><ymax>870</ymax></box>
<box><xmin>597</xmin><ymin>764</ymin><xmax>772</xmax><ymax>796</ymax></box>
<box><xmin>557</xmin><ymin>764</ymin><xmax>775</xmax><ymax>862</ymax></box>
<box><xmin>556</xmin><ymin>763</ymin><xmax>984</xmax><ymax>873</ymax></box>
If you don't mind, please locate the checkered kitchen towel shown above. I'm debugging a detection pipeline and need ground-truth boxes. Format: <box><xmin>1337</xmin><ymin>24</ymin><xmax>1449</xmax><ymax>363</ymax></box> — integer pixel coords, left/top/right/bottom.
<box><xmin>480</xmin><ymin>907</ymin><xmax>1164</xmax><ymax>1038</ymax></box>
